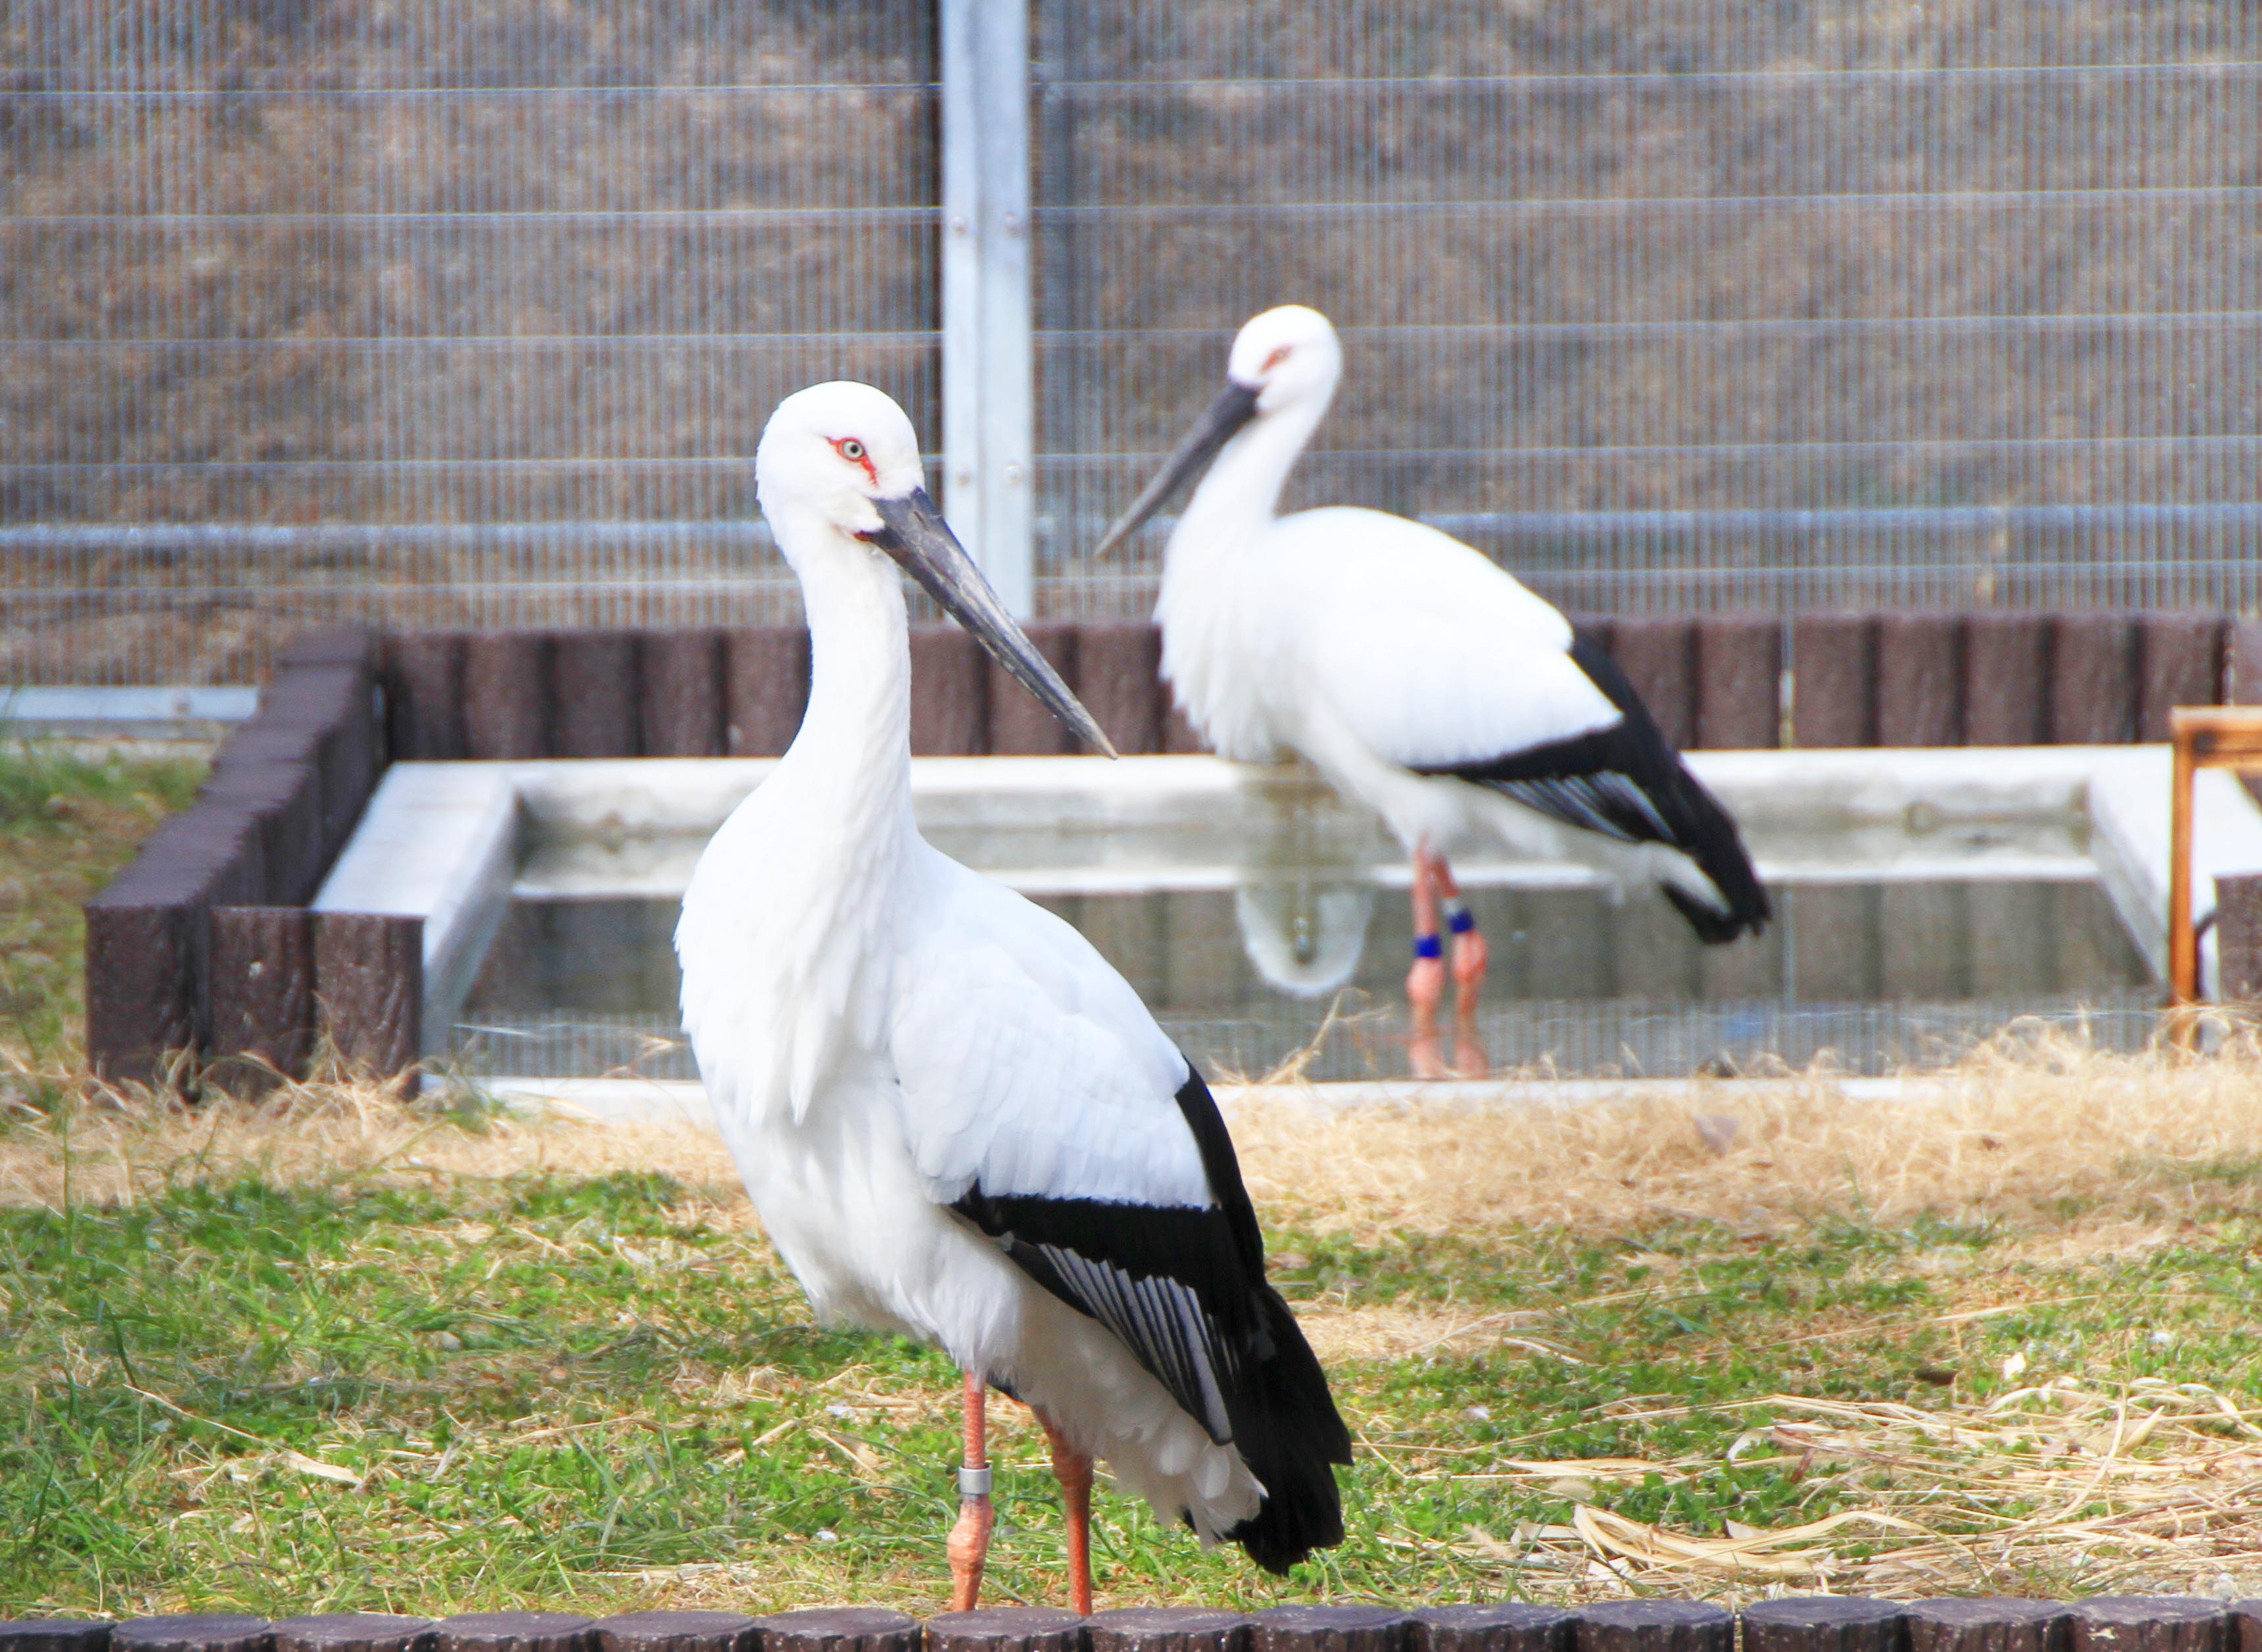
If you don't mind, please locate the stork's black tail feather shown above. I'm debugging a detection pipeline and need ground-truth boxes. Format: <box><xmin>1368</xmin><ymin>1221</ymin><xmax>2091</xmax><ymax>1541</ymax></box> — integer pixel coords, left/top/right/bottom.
<box><xmin>1627</xmin><ymin>727</ymin><xmax>1772</xmax><ymax>945</ymax></box>
<box><xmin>1414</xmin><ymin>632</ymin><xmax>1771</xmax><ymax>946</ymax></box>
<box><xmin>954</xmin><ymin>1067</ymin><xmax>1352</xmax><ymax>1577</ymax></box>
<box><xmin>1217</xmin><ymin>1285</ymin><xmax>1354</xmax><ymax>1572</ymax></box>
<box><xmin>1174</xmin><ymin>1071</ymin><xmax>1351</xmax><ymax>1573</ymax></box>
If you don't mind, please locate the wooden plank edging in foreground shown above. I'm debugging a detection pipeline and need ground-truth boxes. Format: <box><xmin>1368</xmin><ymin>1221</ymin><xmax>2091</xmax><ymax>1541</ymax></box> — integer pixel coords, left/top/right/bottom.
<box><xmin>4</xmin><ymin>1597</ymin><xmax>2257</xmax><ymax>1652</ymax></box>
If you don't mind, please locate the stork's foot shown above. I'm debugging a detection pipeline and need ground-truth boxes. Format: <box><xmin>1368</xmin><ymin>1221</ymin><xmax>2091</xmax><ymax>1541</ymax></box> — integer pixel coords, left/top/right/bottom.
<box><xmin>1407</xmin><ymin>944</ymin><xmax>1449</xmax><ymax>1079</ymax></box>
<box><xmin>1448</xmin><ymin>907</ymin><xmax>1490</xmax><ymax>1076</ymax></box>
<box><xmin>947</xmin><ymin>1489</ymin><xmax>994</xmax><ymax>1611</ymax></box>
<box><xmin>1448</xmin><ymin>912</ymin><xmax>1488</xmax><ymax>1007</ymax></box>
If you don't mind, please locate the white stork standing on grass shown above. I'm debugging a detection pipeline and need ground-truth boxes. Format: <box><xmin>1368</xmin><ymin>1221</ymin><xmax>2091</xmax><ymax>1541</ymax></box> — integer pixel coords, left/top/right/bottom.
<box><xmin>675</xmin><ymin>381</ymin><xmax>1350</xmax><ymax>1611</ymax></box>
<box><xmin>1093</xmin><ymin>306</ymin><xmax>1772</xmax><ymax>1077</ymax></box>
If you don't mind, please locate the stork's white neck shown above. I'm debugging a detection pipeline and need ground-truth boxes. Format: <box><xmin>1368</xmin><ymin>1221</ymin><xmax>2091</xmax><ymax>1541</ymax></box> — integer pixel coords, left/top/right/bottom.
<box><xmin>774</xmin><ymin>519</ymin><xmax>916</xmax><ymax>853</ymax></box>
<box><xmin>677</xmin><ymin>513</ymin><xmax>917</xmax><ymax>1126</ymax></box>
<box><xmin>1173</xmin><ymin>387</ymin><xmax>1331</xmax><ymax>553</ymax></box>
<box><xmin>1153</xmin><ymin>386</ymin><xmax>1332</xmax><ymax>761</ymax></box>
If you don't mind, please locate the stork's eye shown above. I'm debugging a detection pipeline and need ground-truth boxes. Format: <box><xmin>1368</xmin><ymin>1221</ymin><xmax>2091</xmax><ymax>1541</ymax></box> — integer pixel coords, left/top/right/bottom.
<box><xmin>1263</xmin><ymin>346</ymin><xmax>1292</xmax><ymax>372</ymax></box>
<box><xmin>838</xmin><ymin>438</ymin><xmax>867</xmax><ymax>462</ymax></box>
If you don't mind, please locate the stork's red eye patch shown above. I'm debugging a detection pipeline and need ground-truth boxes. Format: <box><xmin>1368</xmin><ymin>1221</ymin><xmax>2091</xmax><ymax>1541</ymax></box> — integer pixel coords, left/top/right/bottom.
<box><xmin>832</xmin><ymin>437</ymin><xmax>877</xmax><ymax>483</ymax></box>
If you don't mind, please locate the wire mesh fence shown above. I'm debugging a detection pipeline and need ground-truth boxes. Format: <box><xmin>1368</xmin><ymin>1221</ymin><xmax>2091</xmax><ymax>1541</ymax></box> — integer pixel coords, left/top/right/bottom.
<box><xmin>1028</xmin><ymin>1</ymin><xmax>2262</xmax><ymax>619</ymax></box>
<box><xmin>4</xmin><ymin>0</ymin><xmax>2260</xmax><ymax>685</ymax></box>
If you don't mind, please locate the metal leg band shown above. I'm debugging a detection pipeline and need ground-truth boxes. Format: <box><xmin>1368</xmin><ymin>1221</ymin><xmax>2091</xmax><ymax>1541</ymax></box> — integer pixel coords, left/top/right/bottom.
<box><xmin>958</xmin><ymin>1465</ymin><xmax>993</xmax><ymax>1497</ymax></box>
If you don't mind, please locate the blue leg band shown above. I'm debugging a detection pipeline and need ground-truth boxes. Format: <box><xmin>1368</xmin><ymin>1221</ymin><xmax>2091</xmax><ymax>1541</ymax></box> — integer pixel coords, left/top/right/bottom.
<box><xmin>1447</xmin><ymin>904</ymin><xmax>1476</xmax><ymax>935</ymax></box>
<box><xmin>1413</xmin><ymin>934</ymin><xmax>1444</xmax><ymax>960</ymax></box>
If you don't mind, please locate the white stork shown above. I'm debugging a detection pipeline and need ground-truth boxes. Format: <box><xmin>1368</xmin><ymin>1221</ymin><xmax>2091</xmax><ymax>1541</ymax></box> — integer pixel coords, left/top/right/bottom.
<box><xmin>1093</xmin><ymin>306</ymin><xmax>1771</xmax><ymax>1076</ymax></box>
<box><xmin>675</xmin><ymin>381</ymin><xmax>1350</xmax><ymax>1611</ymax></box>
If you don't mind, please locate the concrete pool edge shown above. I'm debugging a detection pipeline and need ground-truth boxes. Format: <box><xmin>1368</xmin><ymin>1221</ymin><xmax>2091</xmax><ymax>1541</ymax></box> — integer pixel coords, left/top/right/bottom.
<box><xmin>319</xmin><ymin>745</ymin><xmax>2262</xmax><ymax>1059</ymax></box>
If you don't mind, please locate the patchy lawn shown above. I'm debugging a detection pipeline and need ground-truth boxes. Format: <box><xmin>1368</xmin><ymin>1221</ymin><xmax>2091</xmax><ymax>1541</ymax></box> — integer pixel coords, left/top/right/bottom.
<box><xmin>1</xmin><ymin>1071</ymin><xmax>2259</xmax><ymax>1619</ymax></box>
<box><xmin>0</xmin><ymin>738</ymin><xmax>202</xmax><ymax>1070</ymax></box>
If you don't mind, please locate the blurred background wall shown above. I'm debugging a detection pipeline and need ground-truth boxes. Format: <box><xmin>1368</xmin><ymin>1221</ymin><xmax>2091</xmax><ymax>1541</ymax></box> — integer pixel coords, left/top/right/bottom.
<box><xmin>3</xmin><ymin>0</ymin><xmax>2259</xmax><ymax>686</ymax></box>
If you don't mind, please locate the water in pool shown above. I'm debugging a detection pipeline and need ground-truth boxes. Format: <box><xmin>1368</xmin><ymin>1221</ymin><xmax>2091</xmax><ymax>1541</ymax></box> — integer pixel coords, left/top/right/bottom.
<box><xmin>454</xmin><ymin>876</ymin><xmax>2154</xmax><ymax>1082</ymax></box>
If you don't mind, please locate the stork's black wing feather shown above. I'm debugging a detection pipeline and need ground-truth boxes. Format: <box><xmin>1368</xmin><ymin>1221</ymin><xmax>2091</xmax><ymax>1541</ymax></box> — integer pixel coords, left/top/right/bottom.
<box><xmin>950</xmin><ymin>1066</ymin><xmax>1350</xmax><ymax>1574</ymax></box>
<box><xmin>1413</xmin><ymin>632</ymin><xmax>1772</xmax><ymax>943</ymax></box>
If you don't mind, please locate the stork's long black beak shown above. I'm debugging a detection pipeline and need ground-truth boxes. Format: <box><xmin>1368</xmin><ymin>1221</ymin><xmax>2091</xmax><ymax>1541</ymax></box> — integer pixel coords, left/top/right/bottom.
<box><xmin>1089</xmin><ymin>380</ymin><xmax>1261</xmax><ymax>559</ymax></box>
<box><xmin>863</xmin><ymin>488</ymin><xmax>1118</xmax><ymax>758</ymax></box>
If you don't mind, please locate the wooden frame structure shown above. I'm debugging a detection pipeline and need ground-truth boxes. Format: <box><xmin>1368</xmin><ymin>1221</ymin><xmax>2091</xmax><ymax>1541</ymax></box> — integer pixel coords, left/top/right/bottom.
<box><xmin>2168</xmin><ymin>703</ymin><xmax>2262</xmax><ymax>1044</ymax></box>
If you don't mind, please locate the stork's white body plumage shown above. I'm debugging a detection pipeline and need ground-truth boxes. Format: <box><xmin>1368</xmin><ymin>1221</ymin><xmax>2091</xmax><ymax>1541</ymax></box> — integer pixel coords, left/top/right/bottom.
<box><xmin>677</xmin><ymin>382</ymin><xmax>1346</xmax><ymax>1605</ymax></box>
<box><xmin>1162</xmin><ymin>502</ymin><xmax>1678</xmax><ymax>885</ymax></box>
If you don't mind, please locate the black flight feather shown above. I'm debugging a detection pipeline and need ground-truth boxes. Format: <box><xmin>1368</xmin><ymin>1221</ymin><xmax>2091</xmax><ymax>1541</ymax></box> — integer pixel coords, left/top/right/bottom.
<box><xmin>1413</xmin><ymin>631</ymin><xmax>1771</xmax><ymax>944</ymax></box>
<box><xmin>949</xmin><ymin>1065</ymin><xmax>1350</xmax><ymax>1574</ymax></box>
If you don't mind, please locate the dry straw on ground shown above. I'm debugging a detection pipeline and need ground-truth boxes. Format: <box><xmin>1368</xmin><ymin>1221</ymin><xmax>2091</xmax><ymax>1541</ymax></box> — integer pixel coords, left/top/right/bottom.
<box><xmin>8</xmin><ymin>1027</ymin><xmax>2262</xmax><ymax>1237</ymax></box>
<box><xmin>1231</xmin><ymin>1031</ymin><xmax>2262</xmax><ymax>1243</ymax></box>
<box><xmin>1456</xmin><ymin>1380</ymin><xmax>2262</xmax><ymax>1600</ymax></box>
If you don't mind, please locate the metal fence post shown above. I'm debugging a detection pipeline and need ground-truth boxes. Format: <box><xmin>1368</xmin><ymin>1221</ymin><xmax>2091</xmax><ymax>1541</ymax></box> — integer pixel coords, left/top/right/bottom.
<box><xmin>940</xmin><ymin>0</ymin><xmax>1035</xmax><ymax>617</ymax></box>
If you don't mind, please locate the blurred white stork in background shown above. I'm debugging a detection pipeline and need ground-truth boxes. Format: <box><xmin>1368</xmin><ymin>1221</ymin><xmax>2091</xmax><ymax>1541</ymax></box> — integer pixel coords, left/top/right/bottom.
<box><xmin>676</xmin><ymin>381</ymin><xmax>1350</xmax><ymax>1611</ymax></box>
<box><xmin>1094</xmin><ymin>306</ymin><xmax>1771</xmax><ymax>1077</ymax></box>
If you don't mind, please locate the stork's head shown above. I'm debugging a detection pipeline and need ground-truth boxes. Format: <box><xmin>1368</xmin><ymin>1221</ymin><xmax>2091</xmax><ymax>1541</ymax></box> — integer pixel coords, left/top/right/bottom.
<box><xmin>1091</xmin><ymin>305</ymin><xmax>1341</xmax><ymax>559</ymax></box>
<box><xmin>1225</xmin><ymin>304</ymin><xmax>1343</xmax><ymax>415</ymax></box>
<box><xmin>756</xmin><ymin>381</ymin><xmax>1114</xmax><ymax>756</ymax></box>
<box><xmin>755</xmin><ymin>380</ymin><xmax>926</xmax><ymax>546</ymax></box>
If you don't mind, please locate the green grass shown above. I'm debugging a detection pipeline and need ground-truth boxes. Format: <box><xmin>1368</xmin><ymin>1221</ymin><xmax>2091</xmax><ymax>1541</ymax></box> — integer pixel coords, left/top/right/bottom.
<box><xmin>3</xmin><ymin>1154</ymin><xmax>2258</xmax><ymax>1618</ymax></box>
<box><xmin>0</xmin><ymin>736</ymin><xmax>204</xmax><ymax>1066</ymax></box>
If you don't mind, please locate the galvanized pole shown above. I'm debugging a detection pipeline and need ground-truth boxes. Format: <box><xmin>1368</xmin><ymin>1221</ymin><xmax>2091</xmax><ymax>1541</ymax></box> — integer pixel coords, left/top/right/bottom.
<box><xmin>940</xmin><ymin>0</ymin><xmax>1035</xmax><ymax>616</ymax></box>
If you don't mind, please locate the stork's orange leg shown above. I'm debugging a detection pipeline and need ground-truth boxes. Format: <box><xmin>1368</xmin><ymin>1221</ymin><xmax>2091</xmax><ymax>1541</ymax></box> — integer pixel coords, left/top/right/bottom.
<box><xmin>1407</xmin><ymin>844</ymin><xmax>1449</xmax><ymax>1078</ymax></box>
<box><xmin>947</xmin><ymin>1371</ymin><xmax>994</xmax><ymax>1610</ymax></box>
<box><xmin>1039</xmin><ymin>1411</ymin><xmax>1096</xmax><ymax>1615</ymax></box>
<box><xmin>1432</xmin><ymin>854</ymin><xmax>1490</xmax><ymax>1076</ymax></box>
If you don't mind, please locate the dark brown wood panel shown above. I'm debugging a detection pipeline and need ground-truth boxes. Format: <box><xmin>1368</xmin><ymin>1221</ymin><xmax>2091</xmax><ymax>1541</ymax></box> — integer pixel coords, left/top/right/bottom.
<box><xmin>463</xmin><ymin>632</ymin><xmax>553</xmax><ymax>760</ymax></box>
<box><xmin>314</xmin><ymin>912</ymin><xmax>423</xmax><ymax>1083</ymax></box>
<box><xmin>908</xmin><ymin>625</ymin><xmax>989</xmax><ymax>755</ymax></box>
<box><xmin>430</xmin><ymin>1617</ymin><xmax>593</xmax><ymax>1652</ymax></box>
<box><xmin>1742</xmin><ymin>1599</ymin><xmax>1907</xmax><ymax>1652</ymax></box>
<box><xmin>2050</xmin><ymin>614</ymin><xmax>2137</xmax><ymax>744</ymax></box>
<box><xmin>1963</xmin><ymin>613</ymin><xmax>2052</xmax><ymax>745</ymax></box>
<box><xmin>589</xmin><ymin>1617</ymin><xmax>758</xmax><ymax>1652</ymax></box>
<box><xmin>926</xmin><ymin>1610</ymin><xmax>1087</xmax><ymax>1652</ymax></box>
<box><xmin>1792</xmin><ymin>614</ymin><xmax>1878</xmax><ymax>747</ymax></box>
<box><xmin>638</xmin><ymin>631</ymin><xmax>726</xmax><ymax>757</ymax></box>
<box><xmin>986</xmin><ymin>621</ymin><xmax>1081</xmax><ymax>754</ymax></box>
<box><xmin>1252</xmin><ymin>1607</ymin><xmax>1411</xmax><ymax>1652</ymax></box>
<box><xmin>1904</xmin><ymin>1599</ymin><xmax>2070</xmax><ymax>1652</ymax></box>
<box><xmin>208</xmin><ymin>907</ymin><xmax>316</xmax><ymax>1093</ymax></box>
<box><xmin>724</xmin><ymin>626</ymin><xmax>811</xmax><ymax>756</ymax></box>
<box><xmin>1411</xmin><ymin>1607</ymin><xmax>1575</xmax><ymax>1652</ymax></box>
<box><xmin>271</xmin><ymin>1620</ymin><xmax>434</xmax><ymax>1652</ymax></box>
<box><xmin>1087</xmin><ymin>1610</ymin><xmax>1252</xmax><ymax>1652</ymax></box>
<box><xmin>2136</xmin><ymin>613</ymin><xmax>2226</xmax><ymax>741</ymax></box>
<box><xmin>552</xmin><ymin>632</ymin><xmax>642</xmax><ymax>759</ymax></box>
<box><xmin>1876</xmin><ymin>613</ymin><xmax>1965</xmax><ymax>746</ymax></box>
<box><xmin>757</xmin><ymin>1611</ymin><xmax>918</xmax><ymax>1652</ymax></box>
<box><xmin>1608</xmin><ymin>619</ymin><xmax>1697</xmax><ymax>750</ymax></box>
<box><xmin>382</xmin><ymin>634</ymin><xmax>465</xmax><ymax>761</ymax></box>
<box><xmin>1074</xmin><ymin>621</ymin><xmax>1166</xmax><ymax>755</ymax></box>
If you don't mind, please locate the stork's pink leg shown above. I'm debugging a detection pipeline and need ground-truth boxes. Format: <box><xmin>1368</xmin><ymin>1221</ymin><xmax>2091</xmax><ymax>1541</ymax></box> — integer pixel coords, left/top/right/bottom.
<box><xmin>1039</xmin><ymin>1411</ymin><xmax>1096</xmax><ymax>1615</ymax></box>
<box><xmin>947</xmin><ymin>1371</ymin><xmax>994</xmax><ymax>1611</ymax></box>
<box><xmin>1407</xmin><ymin>844</ymin><xmax>1449</xmax><ymax>1079</ymax></box>
<box><xmin>1431</xmin><ymin>855</ymin><xmax>1490</xmax><ymax>1076</ymax></box>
